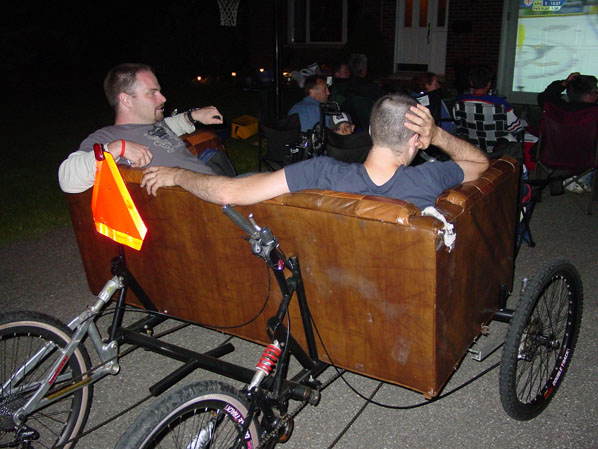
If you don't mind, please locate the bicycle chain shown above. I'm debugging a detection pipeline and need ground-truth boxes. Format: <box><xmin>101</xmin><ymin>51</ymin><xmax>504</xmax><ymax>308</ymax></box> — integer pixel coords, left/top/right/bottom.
<box><xmin>255</xmin><ymin>369</ymin><xmax>345</xmax><ymax>449</ymax></box>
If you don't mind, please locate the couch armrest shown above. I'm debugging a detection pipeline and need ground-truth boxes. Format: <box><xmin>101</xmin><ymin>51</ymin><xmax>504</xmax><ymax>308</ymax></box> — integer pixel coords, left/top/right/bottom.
<box><xmin>436</xmin><ymin>156</ymin><xmax>518</xmax><ymax>220</ymax></box>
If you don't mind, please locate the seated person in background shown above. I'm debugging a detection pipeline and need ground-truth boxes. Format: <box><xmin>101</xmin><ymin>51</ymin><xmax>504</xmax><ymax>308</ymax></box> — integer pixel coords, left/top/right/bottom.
<box><xmin>343</xmin><ymin>53</ymin><xmax>389</xmax><ymax>131</ymax></box>
<box><xmin>344</xmin><ymin>53</ymin><xmax>388</xmax><ymax>103</ymax></box>
<box><xmin>329</xmin><ymin>60</ymin><xmax>350</xmax><ymax>106</ymax></box>
<box><xmin>455</xmin><ymin>65</ymin><xmax>524</xmax><ymax>139</ymax></box>
<box><xmin>58</xmin><ymin>63</ymin><xmax>226</xmax><ymax>193</ymax></box>
<box><xmin>537</xmin><ymin>72</ymin><xmax>597</xmax><ymax>193</ymax></box>
<box><xmin>140</xmin><ymin>94</ymin><xmax>489</xmax><ymax>211</ymax></box>
<box><xmin>538</xmin><ymin>72</ymin><xmax>598</xmax><ymax>111</ymax></box>
<box><xmin>410</xmin><ymin>72</ymin><xmax>456</xmax><ymax>134</ymax></box>
<box><xmin>333</xmin><ymin>61</ymin><xmax>350</xmax><ymax>80</ymax></box>
<box><xmin>329</xmin><ymin>112</ymin><xmax>355</xmax><ymax>135</ymax></box>
<box><xmin>288</xmin><ymin>74</ymin><xmax>330</xmax><ymax>132</ymax></box>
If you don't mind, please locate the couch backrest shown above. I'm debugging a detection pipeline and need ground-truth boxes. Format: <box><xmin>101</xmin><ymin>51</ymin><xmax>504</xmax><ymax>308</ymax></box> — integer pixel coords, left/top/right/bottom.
<box><xmin>66</xmin><ymin>157</ymin><xmax>519</xmax><ymax>396</ymax></box>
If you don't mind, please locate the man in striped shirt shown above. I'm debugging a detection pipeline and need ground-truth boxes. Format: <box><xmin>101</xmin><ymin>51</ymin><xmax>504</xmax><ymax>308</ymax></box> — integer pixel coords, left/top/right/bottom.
<box><xmin>455</xmin><ymin>65</ymin><xmax>524</xmax><ymax>140</ymax></box>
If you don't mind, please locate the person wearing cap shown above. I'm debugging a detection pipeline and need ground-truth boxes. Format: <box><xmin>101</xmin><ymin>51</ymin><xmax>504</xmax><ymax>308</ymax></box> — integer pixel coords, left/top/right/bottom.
<box><xmin>330</xmin><ymin>112</ymin><xmax>355</xmax><ymax>135</ymax></box>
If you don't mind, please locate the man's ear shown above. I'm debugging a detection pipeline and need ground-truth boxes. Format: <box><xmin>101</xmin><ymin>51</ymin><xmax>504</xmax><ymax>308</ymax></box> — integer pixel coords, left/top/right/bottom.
<box><xmin>119</xmin><ymin>92</ymin><xmax>131</xmax><ymax>108</ymax></box>
<box><xmin>408</xmin><ymin>133</ymin><xmax>419</xmax><ymax>151</ymax></box>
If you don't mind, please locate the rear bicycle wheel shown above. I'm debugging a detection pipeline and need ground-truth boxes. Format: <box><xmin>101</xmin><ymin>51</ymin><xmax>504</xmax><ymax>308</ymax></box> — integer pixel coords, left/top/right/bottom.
<box><xmin>0</xmin><ymin>311</ymin><xmax>93</xmax><ymax>449</ymax></box>
<box><xmin>499</xmin><ymin>258</ymin><xmax>582</xmax><ymax>420</ymax></box>
<box><xmin>115</xmin><ymin>380</ymin><xmax>261</xmax><ymax>449</ymax></box>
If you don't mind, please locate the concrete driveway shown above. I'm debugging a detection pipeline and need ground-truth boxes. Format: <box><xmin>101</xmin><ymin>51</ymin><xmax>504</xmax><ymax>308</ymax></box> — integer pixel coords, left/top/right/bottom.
<box><xmin>1</xmin><ymin>190</ymin><xmax>596</xmax><ymax>449</ymax></box>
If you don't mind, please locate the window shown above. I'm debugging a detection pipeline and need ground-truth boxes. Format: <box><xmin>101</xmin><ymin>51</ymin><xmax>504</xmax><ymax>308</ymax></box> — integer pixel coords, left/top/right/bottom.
<box><xmin>288</xmin><ymin>0</ymin><xmax>348</xmax><ymax>45</ymax></box>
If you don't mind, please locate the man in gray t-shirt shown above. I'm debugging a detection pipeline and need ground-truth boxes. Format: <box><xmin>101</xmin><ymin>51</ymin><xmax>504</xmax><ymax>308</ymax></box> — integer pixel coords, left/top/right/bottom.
<box><xmin>58</xmin><ymin>63</ymin><xmax>224</xmax><ymax>193</ymax></box>
<box><xmin>139</xmin><ymin>93</ymin><xmax>489</xmax><ymax>211</ymax></box>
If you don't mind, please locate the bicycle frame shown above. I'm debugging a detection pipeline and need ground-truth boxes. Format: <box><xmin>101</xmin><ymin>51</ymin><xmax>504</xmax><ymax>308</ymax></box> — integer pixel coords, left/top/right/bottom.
<box><xmin>5</xmin><ymin>275</ymin><xmax>124</xmax><ymax>428</ymax></box>
<box><xmin>7</xmin><ymin>229</ymin><xmax>329</xmax><ymax>445</ymax></box>
<box><xmin>212</xmin><ymin>206</ymin><xmax>333</xmax><ymax>447</ymax></box>
<box><xmin>6</xmin><ymin>246</ymin><xmax>236</xmax><ymax>431</ymax></box>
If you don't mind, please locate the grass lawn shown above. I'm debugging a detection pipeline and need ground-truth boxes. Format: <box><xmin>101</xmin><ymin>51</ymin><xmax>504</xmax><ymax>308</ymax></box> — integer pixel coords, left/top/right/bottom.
<box><xmin>0</xmin><ymin>80</ymin><xmax>302</xmax><ymax>245</ymax></box>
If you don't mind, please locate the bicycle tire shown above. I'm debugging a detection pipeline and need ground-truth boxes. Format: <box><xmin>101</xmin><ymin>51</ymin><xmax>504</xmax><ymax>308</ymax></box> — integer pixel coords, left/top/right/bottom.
<box><xmin>499</xmin><ymin>258</ymin><xmax>582</xmax><ymax>420</ymax></box>
<box><xmin>115</xmin><ymin>380</ymin><xmax>261</xmax><ymax>449</ymax></box>
<box><xmin>0</xmin><ymin>310</ymin><xmax>94</xmax><ymax>449</ymax></box>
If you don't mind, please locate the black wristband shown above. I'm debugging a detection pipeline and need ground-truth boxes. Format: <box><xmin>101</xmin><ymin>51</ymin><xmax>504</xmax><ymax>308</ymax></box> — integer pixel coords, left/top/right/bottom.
<box><xmin>186</xmin><ymin>109</ymin><xmax>200</xmax><ymax>127</ymax></box>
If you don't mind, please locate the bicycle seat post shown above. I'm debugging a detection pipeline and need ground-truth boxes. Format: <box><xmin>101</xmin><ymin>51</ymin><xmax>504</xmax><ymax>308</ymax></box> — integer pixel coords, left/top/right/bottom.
<box><xmin>109</xmin><ymin>244</ymin><xmax>129</xmax><ymax>342</ymax></box>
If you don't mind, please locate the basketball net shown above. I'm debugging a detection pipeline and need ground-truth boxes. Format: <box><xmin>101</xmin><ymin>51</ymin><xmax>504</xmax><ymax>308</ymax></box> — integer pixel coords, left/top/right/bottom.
<box><xmin>217</xmin><ymin>0</ymin><xmax>240</xmax><ymax>26</ymax></box>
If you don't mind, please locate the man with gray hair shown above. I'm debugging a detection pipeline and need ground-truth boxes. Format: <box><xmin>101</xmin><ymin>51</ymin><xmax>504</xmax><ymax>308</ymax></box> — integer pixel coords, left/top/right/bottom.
<box><xmin>345</xmin><ymin>53</ymin><xmax>387</xmax><ymax>103</ymax></box>
<box><xmin>140</xmin><ymin>94</ymin><xmax>488</xmax><ymax>210</ymax></box>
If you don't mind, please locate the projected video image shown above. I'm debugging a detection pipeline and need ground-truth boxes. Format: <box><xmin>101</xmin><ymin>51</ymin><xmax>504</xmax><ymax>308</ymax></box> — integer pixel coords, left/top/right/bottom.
<box><xmin>513</xmin><ymin>0</ymin><xmax>598</xmax><ymax>93</ymax></box>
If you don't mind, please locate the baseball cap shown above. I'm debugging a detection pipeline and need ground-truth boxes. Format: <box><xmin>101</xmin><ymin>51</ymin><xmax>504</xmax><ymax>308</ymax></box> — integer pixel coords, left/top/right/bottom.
<box><xmin>330</xmin><ymin>112</ymin><xmax>353</xmax><ymax>130</ymax></box>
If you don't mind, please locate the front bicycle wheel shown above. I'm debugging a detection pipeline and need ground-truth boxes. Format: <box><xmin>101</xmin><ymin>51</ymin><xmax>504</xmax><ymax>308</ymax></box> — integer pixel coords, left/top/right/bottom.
<box><xmin>115</xmin><ymin>380</ymin><xmax>261</xmax><ymax>449</ymax></box>
<box><xmin>0</xmin><ymin>311</ymin><xmax>93</xmax><ymax>449</ymax></box>
<box><xmin>499</xmin><ymin>258</ymin><xmax>582</xmax><ymax>420</ymax></box>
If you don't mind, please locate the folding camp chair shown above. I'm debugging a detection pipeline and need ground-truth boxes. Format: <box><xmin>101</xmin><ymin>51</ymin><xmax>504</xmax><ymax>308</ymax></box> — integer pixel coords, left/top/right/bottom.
<box><xmin>516</xmin><ymin>173</ymin><xmax>541</xmax><ymax>256</ymax></box>
<box><xmin>453</xmin><ymin>100</ymin><xmax>523</xmax><ymax>153</ymax></box>
<box><xmin>258</xmin><ymin>113</ymin><xmax>302</xmax><ymax>171</ymax></box>
<box><xmin>325</xmin><ymin>131</ymin><xmax>372</xmax><ymax>163</ymax></box>
<box><xmin>533</xmin><ymin>102</ymin><xmax>598</xmax><ymax>214</ymax></box>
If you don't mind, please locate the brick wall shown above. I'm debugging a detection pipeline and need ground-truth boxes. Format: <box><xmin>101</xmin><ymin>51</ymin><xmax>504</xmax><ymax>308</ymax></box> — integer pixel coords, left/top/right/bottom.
<box><xmin>246</xmin><ymin>0</ymin><xmax>397</xmax><ymax>76</ymax></box>
<box><xmin>245</xmin><ymin>0</ymin><xmax>505</xmax><ymax>91</ymax></box>
<box><xmin>446</xmin><ymin>0</ymin><xmax>504</xmax><ymax>91</ymax></box>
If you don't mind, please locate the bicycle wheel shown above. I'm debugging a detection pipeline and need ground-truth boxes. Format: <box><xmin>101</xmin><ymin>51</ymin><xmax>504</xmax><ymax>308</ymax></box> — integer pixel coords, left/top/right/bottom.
<box><xmin>0</xmin><ymin>311</ymin><xmax>93</xmax><ymax>449</ymax></box>
<box><xmin>499</xmin><ymin>258</ymin><xmax>582</xmax><ymax>420</ymax></box>
<box><xmin>115</xmin><ymin>380</ymin><xmax>261</xmax><ymax>449</ymax></box>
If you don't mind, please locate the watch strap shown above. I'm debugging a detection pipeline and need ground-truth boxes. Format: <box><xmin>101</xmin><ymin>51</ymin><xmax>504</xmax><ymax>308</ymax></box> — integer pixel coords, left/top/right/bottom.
<box><xmin>186</xmin><ymin>109</ymin><xmax>199</xmax><ymax>127</ymax></box>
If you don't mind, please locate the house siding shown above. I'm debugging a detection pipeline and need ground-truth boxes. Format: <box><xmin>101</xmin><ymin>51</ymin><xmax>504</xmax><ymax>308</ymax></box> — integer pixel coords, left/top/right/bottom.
<box><xmin>446</xmin><ymin>0</ymin><xmax>504</xmax><ymax>89</ymax></box>
<box><xmin>245</xmin><ymin>0</ymin><xmax>505</xmax><ymax>91</ymax></box>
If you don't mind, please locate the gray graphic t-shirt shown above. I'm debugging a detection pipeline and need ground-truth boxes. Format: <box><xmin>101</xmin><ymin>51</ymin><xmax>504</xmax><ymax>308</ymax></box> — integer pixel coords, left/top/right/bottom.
<box><xmin>79</xmin><ymin>121</ymin><xmax>215</xmax><ymax>174</ymax></box>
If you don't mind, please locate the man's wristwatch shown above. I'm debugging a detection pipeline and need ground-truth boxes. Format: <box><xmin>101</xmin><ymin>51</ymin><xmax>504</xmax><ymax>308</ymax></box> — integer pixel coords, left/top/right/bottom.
<box><xmin>185</xmin><ymin>109</ymin><xmax>200</xmax><ymax>127</ymax></box>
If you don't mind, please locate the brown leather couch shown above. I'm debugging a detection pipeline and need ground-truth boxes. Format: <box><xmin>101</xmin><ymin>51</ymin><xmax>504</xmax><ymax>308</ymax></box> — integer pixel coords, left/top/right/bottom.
<box><xmin>66</xmin><ymin>157</ymin><xmax>519</xmax><ymax>397</ymax></box>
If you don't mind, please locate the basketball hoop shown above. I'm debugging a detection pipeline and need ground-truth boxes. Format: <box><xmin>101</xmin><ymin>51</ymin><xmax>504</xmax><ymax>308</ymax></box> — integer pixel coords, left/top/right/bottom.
<box><xmin>217</xmin><ymin>0</ymin><xmax>240</xmax><ymax>26</ymax></box>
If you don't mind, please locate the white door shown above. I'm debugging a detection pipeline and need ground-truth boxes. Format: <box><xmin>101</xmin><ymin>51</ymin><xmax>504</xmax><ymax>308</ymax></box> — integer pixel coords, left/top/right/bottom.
<box><xmin>395</xmin><ymin>0</ymin><xmax>449</xmax><ymax>75</ymax></box>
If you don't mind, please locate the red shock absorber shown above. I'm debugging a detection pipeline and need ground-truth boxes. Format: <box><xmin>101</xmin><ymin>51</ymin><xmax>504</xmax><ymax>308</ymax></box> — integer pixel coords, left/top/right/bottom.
<box><xmin>256</xmin><ymin>343</ymin><xmax>282</xmax><ymax>374</ymax></box>
<box><xmin>249</xmin><ymin>341</ymin><xmax>281</xmax><ymax>390</ymax></box>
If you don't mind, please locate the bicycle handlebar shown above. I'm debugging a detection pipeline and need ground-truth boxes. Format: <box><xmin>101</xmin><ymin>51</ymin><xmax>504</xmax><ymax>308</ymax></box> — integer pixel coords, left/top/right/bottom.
<box><xmin>222</xmin><ymin>205</ymin><xmax>281</xmax><ymax>263</ymax></box>
<box><xmin>222</xmin><ymin>205</ymin><xmax>257</xmax><ymax>237</ymax></box>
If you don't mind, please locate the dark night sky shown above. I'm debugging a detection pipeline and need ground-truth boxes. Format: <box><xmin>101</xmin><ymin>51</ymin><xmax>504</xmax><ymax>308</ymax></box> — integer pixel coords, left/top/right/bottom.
<box><xmin>4</xmin><ymin>2</ymin><xmax>251</xmax><ymax>100</ymax></box>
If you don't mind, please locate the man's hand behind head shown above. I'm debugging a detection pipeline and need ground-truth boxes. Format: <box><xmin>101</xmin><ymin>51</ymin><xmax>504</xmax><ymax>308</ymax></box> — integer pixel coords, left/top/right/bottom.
<box><xmin>403</xmin><ymin>104</ymin><xmax>438</xmax><ymax>150</ymax></box>
<box><xmin>566</xmin><ymin>72</ymin><xmax>581</xmax><ymax>84</ymax></box>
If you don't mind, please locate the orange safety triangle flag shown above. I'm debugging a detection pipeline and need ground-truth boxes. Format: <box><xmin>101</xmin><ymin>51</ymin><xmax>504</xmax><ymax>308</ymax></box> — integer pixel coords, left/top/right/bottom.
<box><xmin>91</xmin><ymin>152</ymin><xmax>147</xmax><ymax>251</ymax></box>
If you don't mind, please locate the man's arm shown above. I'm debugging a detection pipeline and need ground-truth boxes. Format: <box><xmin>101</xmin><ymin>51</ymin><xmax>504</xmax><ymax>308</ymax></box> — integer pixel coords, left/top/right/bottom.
<box><xmin>431</xmin><ymin>128</ymin><xmax>489</xmax><ymax>183</ymax></box>
<box><xmin>141</xmin><ymin>167</ymin><xmax>290</xmax><ymax>205</ymax></box>
<box><xmin>166</xmin><ymin>107</ymin><xmax>224</xmax><ymax>136</ymax></box>
<box><xmin>58</xmin><ymin>150</ymin><xmax>98</xmax><ymax>193</ymax></box>
<box><xmin>58</xmin><ymin>139</ymin><xmax>153</xmax><ymax>193</ymax></box>
<box><xmin>405</xmin><ymin>104</ymin><xmax>489</xmax><ymax>183</ymax></box>
<box><xmin>538</xmin><ymin>73</ymin><xmax>579</xmax><ymax>107</ymax></box>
